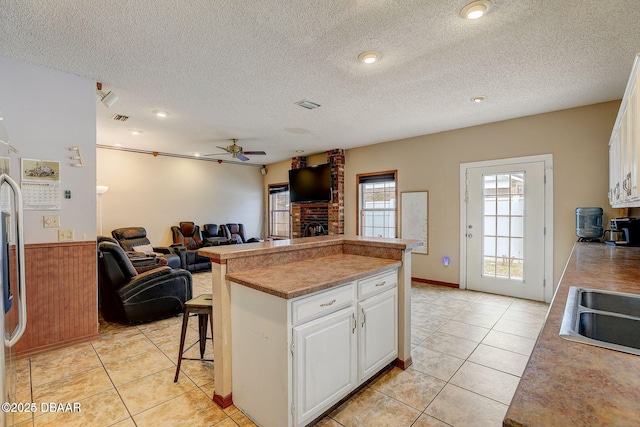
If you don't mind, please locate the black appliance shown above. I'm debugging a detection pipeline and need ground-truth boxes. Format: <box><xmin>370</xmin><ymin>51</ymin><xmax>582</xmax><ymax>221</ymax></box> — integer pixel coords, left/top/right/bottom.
<box><xmin>604</xmin><ymin>217</ymin><xmax>640</xmax><ymax>246</ymax></box>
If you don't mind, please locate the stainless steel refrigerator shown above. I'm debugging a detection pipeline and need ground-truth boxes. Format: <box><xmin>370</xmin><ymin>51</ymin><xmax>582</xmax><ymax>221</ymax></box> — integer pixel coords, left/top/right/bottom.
<box><xmin>0</xmin><ymin>113</ymin><xmax>27</xmax><ymax>427</ymax></box>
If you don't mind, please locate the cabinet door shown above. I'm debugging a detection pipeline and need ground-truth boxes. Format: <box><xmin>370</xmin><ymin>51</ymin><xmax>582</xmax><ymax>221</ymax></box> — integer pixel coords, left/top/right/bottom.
<box><xmin>358</xmin><ymin>287</ymin><xmax>398</xmax><ymax>383</ymax></box>
<box><xmin>292</xmin><ymin>306</ymin><xmax>356</xmax><ymax>427</ymax></box>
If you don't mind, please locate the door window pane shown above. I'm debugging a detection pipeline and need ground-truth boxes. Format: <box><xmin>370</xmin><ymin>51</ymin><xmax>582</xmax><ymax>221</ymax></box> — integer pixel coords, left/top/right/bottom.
<box><xmin>481</xmin><ymin>172</ymin><xmax>526</xmax><ymax>280</ymax></box>
<box><xmin>497</xmin><ymin>216</ymin><xmax>510</xmax><ymax>236</ymax></box>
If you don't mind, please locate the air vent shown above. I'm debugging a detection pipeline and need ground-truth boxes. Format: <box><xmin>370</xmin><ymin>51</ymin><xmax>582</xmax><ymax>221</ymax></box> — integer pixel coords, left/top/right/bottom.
<box><xmin>111</xmin><ymin>114</ymin><xmax>130</xmax><ymax>122</ymax></box>
<box><xmin>295</xmin><ymin>100</ymin><xmax>321</xmax><ymax>110</ymax></box>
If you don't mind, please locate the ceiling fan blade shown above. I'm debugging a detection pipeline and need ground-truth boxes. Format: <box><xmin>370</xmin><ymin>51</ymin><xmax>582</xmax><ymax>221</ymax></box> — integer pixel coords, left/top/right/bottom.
<box><xmin>216</xmin><ymin>145</ymin><xmax>232</xmax><ymax>153</ymax></box>
<box><xmin>236</xmin><ymin>154</ymin><xmax>250</xmax><ymax>161</ymax></box>
<box><xmin>243</xmin><ymin>151</ymin><xmax>266</xmax><ymax>155</ymax></box>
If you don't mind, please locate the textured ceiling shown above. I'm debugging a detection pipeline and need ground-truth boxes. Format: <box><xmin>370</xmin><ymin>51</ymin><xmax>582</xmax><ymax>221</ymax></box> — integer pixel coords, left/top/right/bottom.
<box><xmin>1</xmin><ymin>0</ymin><xmax>640</xmax><ymax>166</ymax></box>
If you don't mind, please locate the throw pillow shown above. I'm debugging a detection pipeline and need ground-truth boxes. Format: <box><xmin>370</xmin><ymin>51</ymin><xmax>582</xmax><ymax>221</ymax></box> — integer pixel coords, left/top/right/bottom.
<box><xmin>133</xmin><ymin>244</ymin><xmax>154</xmax><ymax>255</ymax></box>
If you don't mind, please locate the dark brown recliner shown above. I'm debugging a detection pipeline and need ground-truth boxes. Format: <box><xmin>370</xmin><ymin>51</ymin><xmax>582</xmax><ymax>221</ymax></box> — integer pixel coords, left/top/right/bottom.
<box><xmin>170</xmin><ymin>222</ymin><xmax>212</xmax><ymax>272</ymax></box>
<box><xmin>225</xmin><ymin>223</ymin><xmax>263</xmax><ymax>244</ymax></box>
<box><xmin>202</xmin><ymin>224</ymin><xmax>235</xmax><ymax>245</ymax></box>
<box><xmin>98</xmin><ymin>241</ymin><xmax>193</xmax><ymax>323</ymax></box>
<box><xmin>111</xmin><ymin>227</ymin><xmax>181</xmax><ymax>269</ymax></box>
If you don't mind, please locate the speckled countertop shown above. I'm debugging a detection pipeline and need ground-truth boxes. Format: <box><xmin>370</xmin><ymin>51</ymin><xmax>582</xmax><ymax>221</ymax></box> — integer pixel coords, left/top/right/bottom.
<box><xmin>198</xmin><ymin>234</ymin><xmax>422</xmax><ymax>261</ymax></box>
<box><xmin>226</xmin><ymin>253</ymin><xmax>401</xmax><ymax>299</ymax></box>
<box><xmin>504</xmin><ymin>243</ymin><xmax>640</xmax><ymax>426</ymax></box>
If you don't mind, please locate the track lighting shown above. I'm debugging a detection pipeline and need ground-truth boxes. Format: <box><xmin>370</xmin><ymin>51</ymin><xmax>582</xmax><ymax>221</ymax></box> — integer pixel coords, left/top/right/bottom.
<box><xmin>96</xmin><ymin>82</ymin><xmax>119</xmax><ymax>108</ymax></box>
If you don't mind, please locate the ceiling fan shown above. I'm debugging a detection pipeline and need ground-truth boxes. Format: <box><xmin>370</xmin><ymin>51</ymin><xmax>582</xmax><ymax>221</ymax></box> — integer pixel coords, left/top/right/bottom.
<box><xmin>206</xmin><ymin>139</ymin><xmax>266</xmax><ymax>162</ymax></box>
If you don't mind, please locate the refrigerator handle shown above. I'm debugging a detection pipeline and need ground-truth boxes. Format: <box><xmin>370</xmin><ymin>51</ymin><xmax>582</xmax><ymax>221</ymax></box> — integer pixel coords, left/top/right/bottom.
<box><xmin>2</xmin><ymin>174</ymin><xmax>27</xmax><ymax>346</ymax></box>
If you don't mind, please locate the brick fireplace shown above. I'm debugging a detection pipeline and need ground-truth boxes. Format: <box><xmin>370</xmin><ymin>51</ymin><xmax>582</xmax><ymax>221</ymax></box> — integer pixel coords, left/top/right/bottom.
<box><xmin>291</xmin><ymin>149</ymin><xmax>345</xmax><ymax>238</ymax></box>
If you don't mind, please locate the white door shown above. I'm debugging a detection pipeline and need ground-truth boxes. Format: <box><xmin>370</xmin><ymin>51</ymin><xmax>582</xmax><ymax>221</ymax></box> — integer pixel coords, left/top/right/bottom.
<box><xmin>358</xmin><ymin>288</ymin><xmax>397</xmax><ymax>383</ymax></box>
<box><xmin>463</xmin><ymin>159</ymin><xmax>548</xmax><ymax>301</ymax></box>
<box><xmin>292</xmin><ymin>306</ymin><xmax>357</xmax><ymax>427</ymax></box>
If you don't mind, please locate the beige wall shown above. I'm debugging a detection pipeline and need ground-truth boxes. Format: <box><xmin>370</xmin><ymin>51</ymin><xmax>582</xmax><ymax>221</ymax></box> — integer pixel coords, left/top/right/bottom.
<box><xmin>1</xmin><ymin>57</ymin><xmax>97</xmax><ymax>244</ymax></box>
<box><xmin>264</xmin><ymin>101</ymin><xmax>621</xmax><ymax>291</ymax></box>
<box><xmin>98</xmin><ymin>149</ymin><xmax>264</xmax><ymax>246</ymax></box>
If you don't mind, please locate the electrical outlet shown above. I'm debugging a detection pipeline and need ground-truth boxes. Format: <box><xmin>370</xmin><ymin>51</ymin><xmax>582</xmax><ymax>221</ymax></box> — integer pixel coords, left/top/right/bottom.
<box><xmin>43</xmin><ymin>215</ymin><xmax>59</xmax><ymax>228</ymax></box>
<box><xmin>58</xmin><ymin>229</ymin><xmax>74</xmax><ymax>242</ymax></box>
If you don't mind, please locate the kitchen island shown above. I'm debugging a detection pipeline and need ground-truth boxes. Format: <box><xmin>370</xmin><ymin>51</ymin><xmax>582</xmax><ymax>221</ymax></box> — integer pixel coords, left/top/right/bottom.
<box><xmin>198</xmin><ymin>235</ymin><xmax>421</xmax><ymax>411</ymax></box>
<box><xmin>504</xmin><ymin>242</ymin><xmax>640</xmax><ymax>426</ymax></box>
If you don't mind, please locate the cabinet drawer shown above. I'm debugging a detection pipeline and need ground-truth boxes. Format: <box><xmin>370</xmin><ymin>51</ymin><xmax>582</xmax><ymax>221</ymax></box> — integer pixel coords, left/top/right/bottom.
<box><xmin>358</xmin><ymin>270</ymin><xmax>397</xmax><ymax>299</ymax></box>
<box><xmin>291</xmin><ymin>283</ymin><xmax>355</xmax><ymax>326</ymax></box>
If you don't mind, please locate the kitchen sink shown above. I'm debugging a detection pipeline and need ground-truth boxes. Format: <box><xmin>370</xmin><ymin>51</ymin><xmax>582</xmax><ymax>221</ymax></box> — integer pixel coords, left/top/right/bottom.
<box><xmin>580</xmin><ymin>290</ymin><xmax>640</xmax><ymax>317</ymax></box>
<box><xmin>560</xmin><ymin>287</ymin><xmax>640</xmax><ymax>355</ymax></box>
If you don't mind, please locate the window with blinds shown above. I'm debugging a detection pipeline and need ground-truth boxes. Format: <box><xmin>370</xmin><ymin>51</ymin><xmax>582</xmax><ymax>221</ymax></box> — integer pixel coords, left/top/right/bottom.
<box><xmin>269</xmin><ymin>184</ymin><xmax>290</xmax><ymax>238</ymax></box>
<box><xmin>357</xmin><ymin>171</ymin><xmax>397</xmax><ymax>238</ymax></box>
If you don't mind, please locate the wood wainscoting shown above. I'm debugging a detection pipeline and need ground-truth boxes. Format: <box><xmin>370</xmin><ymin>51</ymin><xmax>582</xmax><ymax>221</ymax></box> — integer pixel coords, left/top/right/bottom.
<box><xmin>10</xmin><ymin>241</ymin><xmax>98</xmax><ymax>358</ymax></box>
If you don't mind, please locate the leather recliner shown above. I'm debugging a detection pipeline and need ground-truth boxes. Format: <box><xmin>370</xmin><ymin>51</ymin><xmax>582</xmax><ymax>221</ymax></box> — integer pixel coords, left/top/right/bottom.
<box><xmin>225</xmin><ymin>223</ymin><xmax>263</xmax><ymax>244</ymax></box>
<box><xmin>111</xmin><ymin>227</ymin><xmax>181</xmax><ymax>269</ymax></box>
<box><xmin>98</xmin><ymin>241</ymin><xmax>193</xmax><ymax>323</ymax></box>
<box><xmin>170</xmin><ymin>222</ymin><xmax>212</xmax><ymax>272</ymax></box>
<box><xmin>98</xmin><ymin>236</ymin><xmax>168</xmax><ymax>273</ymax></box>
<box><xmin>202</xmin><ymin>223</ymin><xmax>235</xmax><ymax>245</ymax></box>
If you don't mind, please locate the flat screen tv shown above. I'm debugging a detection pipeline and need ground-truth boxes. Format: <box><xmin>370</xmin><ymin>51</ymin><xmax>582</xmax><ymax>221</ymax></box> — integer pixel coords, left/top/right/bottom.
<box><xmin>289</xmin><ymin>163</ymin><xmax>332</xmax><ymax>203</ymax></box>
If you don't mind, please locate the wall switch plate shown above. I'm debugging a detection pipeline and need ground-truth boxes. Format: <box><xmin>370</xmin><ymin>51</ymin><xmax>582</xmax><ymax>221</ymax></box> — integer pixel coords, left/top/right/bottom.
<box><xmin>58</xmin><ymin>229</ymin><xmax>74</xmax><ymax>242</ymax></box>
<box><xmin>43</xmin><ymin>215</ymin><xmax>59</xmax><ymax>228</ymax></box>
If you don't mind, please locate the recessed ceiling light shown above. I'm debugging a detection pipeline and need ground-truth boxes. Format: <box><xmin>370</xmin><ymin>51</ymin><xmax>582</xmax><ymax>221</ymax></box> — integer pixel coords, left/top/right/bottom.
<box><xmin>460</xmin><ymin>0</ymin><xmax>492</xmax><ymax>20</ymax></box>
<box><xmin>193</xmin><ymin>153</ymin><xmax>201</xmax><ymax>157</ymax></box>
<box><xmin>130</xmin><ymin>129</ymin><xmax>144</xmax><ymax>135</ymax></box>
<box><xmin>152</xmin><ymin>110</ymin><xmax>169</xmax><ymax>118</ymax></box>
<box><xmin>295</xmin><ymin>150</ymin><xmax>305</xmax><ymax>153</ymax></box>
<box><xmin>471</xmin><ymin>96</ymin><xmax>486</xmax><ymax>103</ymax></box>
<box><xmin>114</xmin><ymin>143</ymin><xmax>122</xmax><ymax>147</ymax></box>
<box><xmin>358</xmin><ymin>51</ymin><xmax>380</xmax><ymax>64</ymax></box>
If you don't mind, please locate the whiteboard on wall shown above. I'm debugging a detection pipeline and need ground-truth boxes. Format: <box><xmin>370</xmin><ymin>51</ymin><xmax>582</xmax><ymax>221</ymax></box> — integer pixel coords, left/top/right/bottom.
<box><xmin>401</xmin><ymin>191</ymin><xmax>428</xmax><ymax>254</ymax></box>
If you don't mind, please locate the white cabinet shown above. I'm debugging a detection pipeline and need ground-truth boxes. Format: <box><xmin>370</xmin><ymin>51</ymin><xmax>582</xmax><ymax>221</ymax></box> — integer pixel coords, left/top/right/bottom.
<box><xmin>230</xmin><ymin>268</ymin><xmax>398</xmax><ymax>427</ymax></box>
<box><xmin>610</xmin><ymin>54</ymin><xmax>640</xmax><ymax>207</ymax></box>
<box><xmin>358</xmin><ymin>288</ymin><xmax>398</xmax><ymax>383</ymax></box>
<box><xmin>292</xmin><ymin>306</ymin><xmax>357</xmax><ymax>427</ymax></box>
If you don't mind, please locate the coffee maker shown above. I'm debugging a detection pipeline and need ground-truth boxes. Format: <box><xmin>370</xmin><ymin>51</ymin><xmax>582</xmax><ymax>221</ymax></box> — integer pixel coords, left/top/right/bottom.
<box><xmin>604</xmin><ymin>218</ymin><xmax>640</xmax><ymax>246</ymax></box>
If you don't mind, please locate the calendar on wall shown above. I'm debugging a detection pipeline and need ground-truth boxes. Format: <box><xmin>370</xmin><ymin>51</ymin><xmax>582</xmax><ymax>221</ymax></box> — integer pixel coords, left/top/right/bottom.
<box><xmin>20</xmin><ymin>158</ymin><xmax>61</xmax><ymax>210</ymax></box>
<box><xmin>22</xmin><ymin>182</ymin><xmax>61</xmax><ymax>210</ymax></box>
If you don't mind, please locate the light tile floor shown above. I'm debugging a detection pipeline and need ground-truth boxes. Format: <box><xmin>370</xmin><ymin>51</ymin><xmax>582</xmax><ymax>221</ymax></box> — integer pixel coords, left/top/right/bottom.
<box><xmin>10</xmin><ymin>274</ymin><xmax>548</xmax><ymax>427</ymax></box>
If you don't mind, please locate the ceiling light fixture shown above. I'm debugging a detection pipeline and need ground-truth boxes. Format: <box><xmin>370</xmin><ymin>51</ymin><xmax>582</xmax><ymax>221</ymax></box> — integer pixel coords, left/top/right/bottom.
<box><xmin>130</xmin><ymin>129</ymin><xmax>143</xmax><ymax>135</ymax></box>
<box><xmin>358</xmin><ymin>51</ymin><xmax>380</xmax><ymax>64</ymax></box>
<box><xmin>471</xmin><ymin>96</ymin><xmax>486</xmax><ymax>103</ymax></box>
<box><xmin>96</xmin><ymin>82</ymin><xmax>119</xmax><ymax>108</ymax></box>
<box><xmin>460</xmin><ymin>0</ymin><xmax>492</xmax><ymax>20</ymax></box>
<box><xmin>152</xmin><ymin>110</ymin><xmax>169</xmax><ymax>118</ymax></box>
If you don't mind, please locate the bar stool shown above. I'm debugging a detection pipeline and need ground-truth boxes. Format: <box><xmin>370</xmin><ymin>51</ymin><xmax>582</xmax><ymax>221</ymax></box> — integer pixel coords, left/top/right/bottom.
<box><xmin>174</xmin><ymin>294</ymin><xmax>214</xmax><ymax>382</ymax></box>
